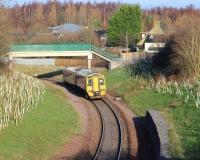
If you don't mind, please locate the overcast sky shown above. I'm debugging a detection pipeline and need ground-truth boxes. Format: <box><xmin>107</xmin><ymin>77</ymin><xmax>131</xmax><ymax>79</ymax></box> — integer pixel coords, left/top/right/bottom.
<box><xmin>6</xmin><ymin>0</ymin><xmax>200</xmax><ymax>8</ymax></box>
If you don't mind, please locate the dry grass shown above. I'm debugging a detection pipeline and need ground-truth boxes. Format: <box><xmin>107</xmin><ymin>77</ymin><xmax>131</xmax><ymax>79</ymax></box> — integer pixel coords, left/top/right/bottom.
<box><xmin>0</xmin><ymin>71</ymin><xmax>45</xmax><ymax>130</ymax></box>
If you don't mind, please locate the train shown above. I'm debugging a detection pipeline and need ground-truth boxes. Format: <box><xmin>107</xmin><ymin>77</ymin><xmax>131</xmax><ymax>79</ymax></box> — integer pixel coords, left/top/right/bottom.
<box><xmin>63</xmin><ymin>67</ymin><xmax>106</xmax><ymax>99</ymax></box>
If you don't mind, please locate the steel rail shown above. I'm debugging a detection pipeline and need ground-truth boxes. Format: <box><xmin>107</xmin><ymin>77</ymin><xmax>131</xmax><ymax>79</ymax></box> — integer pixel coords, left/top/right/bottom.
<box><xmin>92</xmin><ymin>99</ymin><xmax>122</xmax><ymax>160</ymax></box>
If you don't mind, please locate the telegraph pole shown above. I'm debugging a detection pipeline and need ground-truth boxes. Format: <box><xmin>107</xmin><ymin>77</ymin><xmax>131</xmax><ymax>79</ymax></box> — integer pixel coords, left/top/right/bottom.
<box><xmin>125</xmin><ymin>31</ymin><xmax>129</xmax><ymax>50</ymax></box>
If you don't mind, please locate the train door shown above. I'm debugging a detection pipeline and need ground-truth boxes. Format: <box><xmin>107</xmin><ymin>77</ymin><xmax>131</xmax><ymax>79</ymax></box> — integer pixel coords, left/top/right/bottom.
<box><xmin>92</xmin><ymin>76</ymin><xmax>100</xmax><ymax>95</ymax></box>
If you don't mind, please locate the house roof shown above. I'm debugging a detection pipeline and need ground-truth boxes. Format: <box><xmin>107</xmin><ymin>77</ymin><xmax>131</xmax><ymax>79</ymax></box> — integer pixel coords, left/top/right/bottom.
<box><xmin>49</xmin><ymin>23</ymin><xmax>85</xmax><ymax>33</ymax></box>
<box><xmin>137</xmin><ymin>36</ymin><xmax>147</xmax><ymax>46</ymax></box>
<box><xmin>149</xmin><ymin>21</ymin><xmax>164</xmax><ymax>35</ymax></box>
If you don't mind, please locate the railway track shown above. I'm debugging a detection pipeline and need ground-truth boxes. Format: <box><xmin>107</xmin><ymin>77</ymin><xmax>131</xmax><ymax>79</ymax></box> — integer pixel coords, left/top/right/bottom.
<box><xmin>92</xmin><ymin>99</ymin><xmax>122</xmax><ymax>160</ymax></box>
<box><xmin>41</xmin><ymin>79</ymin><xmax>124</xmax><ymax>159</ymax></box>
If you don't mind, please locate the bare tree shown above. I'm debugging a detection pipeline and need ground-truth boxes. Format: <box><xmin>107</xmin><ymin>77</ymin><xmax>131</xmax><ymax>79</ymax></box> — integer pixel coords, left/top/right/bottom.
<box><xmin>33</xmin><ymin>3</ymin><xmax>45</xmax><ymax>31</ymax></box>
<box><xmin>48</xmin><ymin>2</ymin><xmax>57</xmax><ymax>26</ymax></box>
<box><xmin>171</xmin><ymin>16</ymin><xmax>200</xmax><ymax>77</ymax></box>
<box><xmin>0</xmin><ymin>7</ymin><xmax>12</xmax><ymax>57</ymax></box>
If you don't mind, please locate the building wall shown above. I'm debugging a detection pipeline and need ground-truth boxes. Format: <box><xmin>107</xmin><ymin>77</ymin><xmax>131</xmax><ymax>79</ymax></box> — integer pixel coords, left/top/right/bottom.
<box><xmin>145</xmin><ymin>43</ymin><xmax>165</xmax><ymax>52</ymax></box>
<box><xmin>55</xmin><ymin>58</ymin><xmax>88</xmax><ymax>67</ymax></box>
<box><xmin>13</xmin><ymin>57</ymin><xmax>109</xmax><ymax>69</ymax></box>
<box><xmin>92</xmin><ymin>54</ymin><xmax>109</xmax><ymax>68</ymax></box>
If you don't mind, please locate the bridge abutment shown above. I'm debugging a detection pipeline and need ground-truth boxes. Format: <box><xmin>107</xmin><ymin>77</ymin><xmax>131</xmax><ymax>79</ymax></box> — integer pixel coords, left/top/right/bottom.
<box><xmin>87</xmin><ymin>53</ymin><xmax>93</xmax><ymax>69</ymax></box>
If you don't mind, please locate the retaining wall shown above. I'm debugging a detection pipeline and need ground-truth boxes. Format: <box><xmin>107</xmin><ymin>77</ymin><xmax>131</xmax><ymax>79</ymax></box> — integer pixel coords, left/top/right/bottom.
<box><xmin>145</xmin><ymin>110</ymin><xmax>171</xmax><ymax>160</ymax></box>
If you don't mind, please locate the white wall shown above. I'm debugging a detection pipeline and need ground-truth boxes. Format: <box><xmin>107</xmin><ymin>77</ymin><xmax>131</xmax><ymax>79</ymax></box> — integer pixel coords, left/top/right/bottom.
<box><xmin>14</xmin><ymin>58</ymin><xmax>55</xmax><ymax>65</ymax></box>
<box><xmin>145</xmin><ymin>43</ymin><xmax>165</xmax><ymax>52</ymax></box>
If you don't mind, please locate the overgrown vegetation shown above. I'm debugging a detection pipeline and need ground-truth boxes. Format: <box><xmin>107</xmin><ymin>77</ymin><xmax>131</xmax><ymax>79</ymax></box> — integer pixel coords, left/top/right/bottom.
<box><xmin>0</xmin><ymin>5</ymin><xmax>11</xmax><ymax>57</ymax></box>
<box><xmin>153</xmin><ymin>16</ymin><xmax>200</xmax><ymax>78</ymax></box>
<box><xmin>171</xmin><ymin>16</ymin><xmax>200</xmax><ymax>77</ymax></box>
<box><xmin>13</xmin><ymin>29</ymin><xmax>101</xmax><ymax>46</ymax></box>
<box><xmin>104</xmin><ymin>64</ymin><xmax>200</xmax><ymax>159</ymax></box>
<box><xmin>0</xmin><ymin>86</ymin><xmax>80</xmax><ymax>160</ymax></box>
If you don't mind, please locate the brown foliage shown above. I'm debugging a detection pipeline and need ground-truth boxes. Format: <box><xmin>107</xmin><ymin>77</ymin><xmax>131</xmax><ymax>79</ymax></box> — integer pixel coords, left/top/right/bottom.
<box><xmin>152</xmin><ymin>15</ymin><xmax>200</xmax><ymax>79</ymax></box>
<box><xmin>0</xmin><ymin>60</ymin><xmax>10</xmax><ymax>74</ymax></box>
<box><xmin>0</xmin><ymin>8</ymin><xmax>12</xmax><ymax>56</ymax></box>
<box><xmin>171</xmin><ymin>16</ymin><xmax>200</xmax><ymax>78</ymax></box>
<box><xmin>9</xmin><ymin>1</ymin><xmax>119</xmax><ymax>33</ymax></box>
<box><xmin>13</xmin><ymin>29</ymin><xmax>100</xmax><ymax>46</ymax></box>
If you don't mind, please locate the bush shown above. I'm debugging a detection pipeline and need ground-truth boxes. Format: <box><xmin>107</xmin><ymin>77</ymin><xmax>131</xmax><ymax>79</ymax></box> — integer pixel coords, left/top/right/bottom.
<box><xmin>152</xmin><ymin>16</ymin><xmax>200</xmax><ymax>78</ymax></box>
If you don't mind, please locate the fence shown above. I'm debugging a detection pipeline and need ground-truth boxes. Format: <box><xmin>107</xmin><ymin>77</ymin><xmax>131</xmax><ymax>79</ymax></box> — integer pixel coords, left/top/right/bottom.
<box><xmin>55</xmin><ymin>58</ymin><xmax>87</xmax><ymax>67</ymax></box>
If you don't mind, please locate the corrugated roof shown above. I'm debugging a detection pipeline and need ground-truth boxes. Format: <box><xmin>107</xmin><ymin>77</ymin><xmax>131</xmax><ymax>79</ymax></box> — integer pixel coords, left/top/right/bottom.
<box><xmin>77</xmin><ymin>68</ymin><xmax>97</xmax><ymax>77</ymax></box>
<box><xmin>10</xmin><ymin>43</ymin><xmax>91</xmax><ymax>52</ymax></box>
<box><xmin>50</xmin><ymin>23</ymin><xmax>84</xmax><ymax>33</ymax></box>
<box><xmin>149</xmin><ymin>21</ymin><xmax>164</xmax><ymax>35</ymax></box>
<box><xmin>65</xmin><ymin>67</ymin><xmax>97</xmax><ymax>77</ymax></box>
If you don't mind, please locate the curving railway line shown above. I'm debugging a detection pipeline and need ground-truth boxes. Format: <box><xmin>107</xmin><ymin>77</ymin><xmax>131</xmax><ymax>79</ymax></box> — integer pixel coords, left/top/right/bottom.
<box><xmin>92</xmin><ymin>99</ymin><xmax>122</xmax><ymax>160</ymax></box>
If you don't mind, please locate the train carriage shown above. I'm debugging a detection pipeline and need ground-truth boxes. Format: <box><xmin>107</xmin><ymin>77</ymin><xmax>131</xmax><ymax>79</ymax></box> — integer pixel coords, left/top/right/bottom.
<box><xmin>63</xmin><ymin>67</ymin><xmax>106</xmax><ymax>99</ymax></box>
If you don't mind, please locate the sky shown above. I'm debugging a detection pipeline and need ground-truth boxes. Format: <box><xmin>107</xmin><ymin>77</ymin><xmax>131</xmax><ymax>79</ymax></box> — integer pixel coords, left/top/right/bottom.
<box><xmin>6</xmin><ymin>0</ymin><xmax>200</xmax><ymax>8</ymax></box>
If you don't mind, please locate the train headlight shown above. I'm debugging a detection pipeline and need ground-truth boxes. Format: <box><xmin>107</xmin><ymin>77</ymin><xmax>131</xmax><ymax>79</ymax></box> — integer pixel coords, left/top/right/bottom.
<box><xmin>99</xmin><ymin>79</ymin><xmax>104</xmax><ymax>85</ymax></box>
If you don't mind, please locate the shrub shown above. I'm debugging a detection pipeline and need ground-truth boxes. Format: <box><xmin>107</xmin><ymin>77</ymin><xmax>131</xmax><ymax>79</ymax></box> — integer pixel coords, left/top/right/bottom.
<box><xmin>152</xmin><ymin>16</ymin><xmax>200</xmax><ymax>78</ymax></box>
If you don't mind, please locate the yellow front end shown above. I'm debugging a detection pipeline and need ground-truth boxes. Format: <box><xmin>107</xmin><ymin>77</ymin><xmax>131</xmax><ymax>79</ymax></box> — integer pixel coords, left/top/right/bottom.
<box><xmin>86</xmin><ymin>74</ymin><xmax>106</xmax><ymax>98</ymax></box>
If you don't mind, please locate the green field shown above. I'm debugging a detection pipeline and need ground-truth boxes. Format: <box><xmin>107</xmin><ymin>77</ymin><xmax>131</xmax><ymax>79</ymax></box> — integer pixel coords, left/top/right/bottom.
<box><xmin>104</xmin><ymin>66</ymin><xmax>200</xmax><ymax>159</ymax></box>
<box><xmin>0</xmin><ymin>85</ymin><xmax>80</xmax><ymax>160</ymax></box>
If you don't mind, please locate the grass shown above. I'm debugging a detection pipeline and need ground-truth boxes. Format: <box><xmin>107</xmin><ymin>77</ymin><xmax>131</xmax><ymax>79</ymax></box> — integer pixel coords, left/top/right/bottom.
<box><xmin>0</xmin><ymin>85</ymin><xmax>80</xmax><ymax>160</ymax></box>
<box><xmin>126</xmin><ymin>90</ymin><xmax>175</xmax><ymax>115</ymax></box>
<box><xmin>104</xmin><ymin>66</ymin><xmax>200</xmax><ymax>159</ymax></box>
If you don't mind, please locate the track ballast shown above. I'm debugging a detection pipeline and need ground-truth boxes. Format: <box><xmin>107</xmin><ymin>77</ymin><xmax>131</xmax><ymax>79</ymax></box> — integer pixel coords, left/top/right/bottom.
<box><xmin>92</xmin><ymin>99</ymin><xmax>122</xmax><ymax>160</ymax></box>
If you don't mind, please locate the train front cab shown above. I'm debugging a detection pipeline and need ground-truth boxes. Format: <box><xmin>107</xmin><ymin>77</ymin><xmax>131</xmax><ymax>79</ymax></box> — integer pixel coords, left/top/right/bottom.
<box><xmin>86</xmin><ymin>74</ymin><xmax>106</xmax><ymax>99</ymax></box>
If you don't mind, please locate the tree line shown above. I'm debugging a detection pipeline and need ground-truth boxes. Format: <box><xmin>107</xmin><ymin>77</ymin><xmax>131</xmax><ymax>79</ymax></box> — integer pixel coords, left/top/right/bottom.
<box><xmin>8</xmin><ymin>1</ymin><xmax>119</xmax><ymax>33</ymax></box>
<box><xmin>0</xmin><ymin>1</ymin><xmax>200</xmax><ymax>51</ymax></box>
<box><xmin>6</xmin><ymin>1</ymin><xmax>200</xmax><ymax>33</ymax></box>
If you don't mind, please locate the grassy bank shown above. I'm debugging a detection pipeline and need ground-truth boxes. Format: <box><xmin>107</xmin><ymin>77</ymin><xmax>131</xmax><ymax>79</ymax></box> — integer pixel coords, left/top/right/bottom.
<box><xmin>13</xmin><ymin>65</ymin><xmax>65</xmax><ymax>76</ymax></box>
<box><xmin>0</xmin><ymin>85</ymin><xmax>80</xmax><ymax>160</ymax></box>
<box><xmin>13</xmin><ymin>65</ymin><xmax>65</xmax><ymax>82</ymax></box>
<box><xmin>104</xmin><ymin>66</ymin><xmax>200</xmax><ymax>159</ymax></box>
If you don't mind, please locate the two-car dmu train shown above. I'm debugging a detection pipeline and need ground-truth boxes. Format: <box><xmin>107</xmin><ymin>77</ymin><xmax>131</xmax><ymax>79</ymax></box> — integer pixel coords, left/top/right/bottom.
<box><xmin>63</xmin><ymin>67</ymin><xmax>106</xmax><ymax>99</ymax></box>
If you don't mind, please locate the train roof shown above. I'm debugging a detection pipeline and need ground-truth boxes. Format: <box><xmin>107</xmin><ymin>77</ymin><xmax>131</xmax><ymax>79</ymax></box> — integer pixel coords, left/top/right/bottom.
<box><xmin>64</xmin><ymin>67</ymin><xmax>99</xmax><ymax>77</ymax></box>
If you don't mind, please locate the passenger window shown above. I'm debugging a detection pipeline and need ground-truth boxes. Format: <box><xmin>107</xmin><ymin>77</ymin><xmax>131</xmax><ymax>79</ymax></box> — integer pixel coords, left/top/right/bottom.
<box><xmin>99</xmin><ymin>79</ymin><xmax>104</xmax><ymax>85</ymax></box>
<box><xmin>88</xmin><ymin>79</ymin><xmax>93</xmax><ymax>86</ymax></box>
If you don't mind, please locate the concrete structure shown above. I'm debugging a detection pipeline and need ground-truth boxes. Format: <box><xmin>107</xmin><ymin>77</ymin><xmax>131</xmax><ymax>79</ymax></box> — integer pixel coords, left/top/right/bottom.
<box><xmin>145</xmin><ymin>110</ymin><xmax>170</xmax><ymax>160</ymax></box>
<box><xmin>7</xmin><ymin>43</ymin><xmax>121</xmax><ymax>69</ymax></box>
